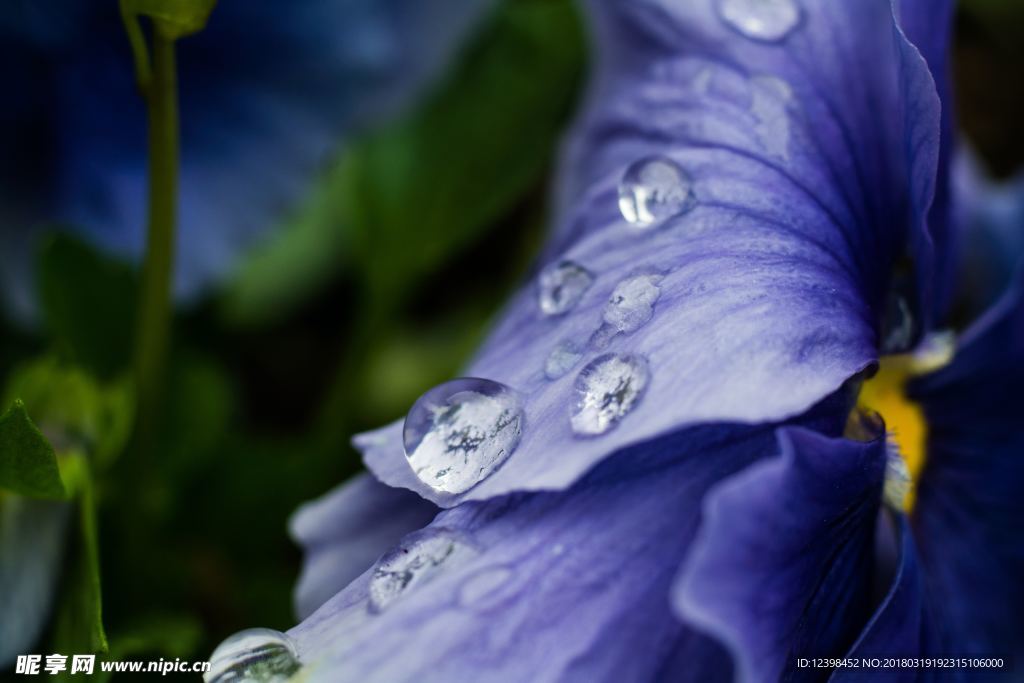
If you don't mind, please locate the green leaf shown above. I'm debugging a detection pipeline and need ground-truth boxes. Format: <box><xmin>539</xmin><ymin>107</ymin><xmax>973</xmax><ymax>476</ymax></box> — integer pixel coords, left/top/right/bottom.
<box><xmin>38</xmin><ymin>235</ymin><xmax>137</xmax><ymax>380</ymax></box>
<box><xmin>345</xmin><ymin>0</ymin><xmax>585</xmax><ymax>304</ymax></box>
<box><xmin>0</xmin><ymin>401</ymin><xmax>65</xmax><ymax>499</ymax></box>
<box><xmin>220</xmin><ymin>159</ymin><xmax>353</xmax><ymax>326</ymax></box>
<box><xmin>51</xmin><ymin>454</ymin><xmax>108</xmax><ymax>658</ymax></box>
<box><xmin>121</xmin><ymin>0</ymin><xmax>218</xmax><ymax>39</ymax></box>
<box><xmin>4</xmin><ymin>357</ymin><xmax>135</xmax><ymax>468</ymax></box>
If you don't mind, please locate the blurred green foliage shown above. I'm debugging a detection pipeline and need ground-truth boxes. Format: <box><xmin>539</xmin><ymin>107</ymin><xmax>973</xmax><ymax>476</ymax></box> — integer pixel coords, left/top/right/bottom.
<box><xmin>1</xmin><ymin>0</ymin><xmax>585</xmax><ymax>674</ymax></box>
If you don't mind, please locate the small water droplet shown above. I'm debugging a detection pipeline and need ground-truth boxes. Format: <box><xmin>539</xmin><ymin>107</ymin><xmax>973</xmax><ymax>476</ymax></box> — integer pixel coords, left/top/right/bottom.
<box><xmin>750</xmin><ymin>75</ymin><xmax>794</xmax><ymax>158</ymax></box>
<box><xmin>618</xmin><ymin>157</ymin><xmax>695</xmax><ymax>228</ymax></box>
<box><xmin>545</xmin><ymin>341</ymin><xmax>584</xmax><ymax>380</ymax></box>
<box><xmin>458</xmin><ymin>565</ymin><xmax>515</xmax><ymax>610</ymax></box>
<box><xmin>369</xmin><ymin>528</ymin><xmax>475</xmax><ymax>612</ymax></box>
<box><xmin>404</xmin><ymin>379</ymin><xmax>524</xmax><ymax>494</ymax></box>
<box><xmin>205</xmin><ymin>629</ymin><xmax>301</xmax><ymax>683</ymax></box>
<box><xmin>603</xmin><ymin>274</ymin><xmax>663</xmax><ymax>334</ymax></box>
<box><xmin>538</xmin><ymin>261</ymin><xmax>594</xmax><ymax>316</ymax></box>
<box><xmin>717</xmin><ymin>0</ymin><xmax>801</xmax><ymax>42</ymax></box>
<box><xmin>571</xmin><ymin>354</ymin><xmax>650</xmax><ymax>436</ymax></box>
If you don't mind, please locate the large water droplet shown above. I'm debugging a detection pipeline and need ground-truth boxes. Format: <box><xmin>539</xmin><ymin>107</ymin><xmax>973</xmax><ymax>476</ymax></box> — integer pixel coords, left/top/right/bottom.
<box><xmin>538</xmin><ymin>261</ymin><xmax>593</xmax><ymax>316</ymax></box>
<box><xmin>545</xmin><ymin>341</ymin><xmax>583</xmax><ymax>380</ymax></box>
<box><xmin>717</xmin><ymin>0</ymin><xmax>801</xmax><ymax>42</ymax></box>
<box><xmin>571</xmin><ymin>354</ymin><xmax>650</xmax><ymax>436</ymax></box>
<box><xmin>369</xmin><ymin>528</ymin><xmax>475</xmax><ymax>612</ymax></box>
<box><xmin>404</xmin><ymin>378</ymin><xmax>524</xmax><ymax>494</ymax></box>
<box><xmin>205</xmin><ymin>629</ymin><xmax>301</xmax><ymax>683</ymax></box>
<box><xmin>603</xmin><ymin>274</ymin><xmax>663</xmax><ymax>334</ymax></box>
<box><xmin>618</xmin><ymin>157</ymin><xmax>695</xmax><ymax>228</ymax></box>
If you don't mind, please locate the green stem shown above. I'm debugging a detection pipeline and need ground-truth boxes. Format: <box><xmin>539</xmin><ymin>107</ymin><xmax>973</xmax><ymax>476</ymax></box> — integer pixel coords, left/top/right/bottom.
<box><xmin>133</xmin><ymin>33</ymin><xmax>179</xmax><ymax>446</ymax></box>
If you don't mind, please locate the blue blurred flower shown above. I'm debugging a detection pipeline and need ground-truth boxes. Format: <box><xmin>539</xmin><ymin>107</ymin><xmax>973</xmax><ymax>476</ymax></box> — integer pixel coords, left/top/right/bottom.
<box><xmin>0</xmin><ymin>0</ymin><xmax>495</xmax><ymax>322</ymax></box>
<box><xmin>269</xmin><ymin>0</ymin><xmax>1024</xmax><ymax>680</ymax></box>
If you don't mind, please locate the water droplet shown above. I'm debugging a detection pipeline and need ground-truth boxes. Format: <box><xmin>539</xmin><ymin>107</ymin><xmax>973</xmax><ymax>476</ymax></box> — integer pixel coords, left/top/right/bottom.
<box><xmin>618</xmin><ymin>157</ymin><xmax>695</xmax><ymax>228</ymax></box>
<box><xmin>571</xmin><ymin>354</ymin><xmax>650</xmax><ymax>436</ymax></box>
<box><xmin>369</xmin><ymin>528</ymin><xmax>475</xmax><ymax>612</ymax></box>
<box><xmin>750</xmin><ymin>75</ymin><xmax>794</xmax><ymax>158</ymax></box>
<box><xmin>603</xmin><ymin>274</ymin><xmax>663</xmax><ymax>334</ymax></box>
<box><xmin>404</xmin><ymin>379</ymin><xmax>524</xmax><ymax>494</ymax></box>
<box><xmin>458</xmin><ymin>565</ymin><xmax>515</xmax><ymax>610</ymax></box>
<box><xmin>538</xmin><ymin>261</ymin><xmax>593</xmax><ymax>316</ymax></box>
<box><xmin>717</xmin><ymin>0</ymin><xmax>801</xmax><ymax>42</ymax></box>
<box><xmin>545</xmin><ymin>341</ymin><xmax>583</xmax><ymax>380</ymax></box>
<box><xmin>205</xmin><ymin>629</ymin><xmax>301</xmax><ymax>683</ymax></box>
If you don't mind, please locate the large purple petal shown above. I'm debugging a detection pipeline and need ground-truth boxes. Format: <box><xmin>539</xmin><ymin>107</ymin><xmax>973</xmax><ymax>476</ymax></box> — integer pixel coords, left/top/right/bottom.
<box><xmin>292</xmin><ymin>423</ymin><xmax>813</xmax><ymax>683</ymax></box>
<box><xmin>359</xmin><ymin>0</ymin><xmax>943</xmax><ymax>507</ymax></box>
<box><xmin>896</xmin><ymin>0</ymin><xmax>958</xmax><ymax>320</ymax></box>
<box><xmin>673</xmin><ymin>427</ymin><xmax>887</xmax><ymax>682</ymax></box>
<box><xmin>909</xmin><ymin>267</ymin><xmax>1024</xmax><ymax>659</ymax></box>
<box><xmin>289</xmin><ymin>473</ymin><xmax>438</xmax><ymax>620</ymax></box>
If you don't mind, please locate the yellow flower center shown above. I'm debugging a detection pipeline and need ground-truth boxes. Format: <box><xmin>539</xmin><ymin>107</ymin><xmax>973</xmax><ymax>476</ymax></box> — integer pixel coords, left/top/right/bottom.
<box><xmin>854</xmin><ymin>334</ymin><xmax>955</xmax><ymax>512</ymax></box>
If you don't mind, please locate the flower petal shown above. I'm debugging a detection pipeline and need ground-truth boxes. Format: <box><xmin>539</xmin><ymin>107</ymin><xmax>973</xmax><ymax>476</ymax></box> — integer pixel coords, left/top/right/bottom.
<box><xmin>289</xmin><ymin>473</ymin><xmax>438</xmax><ymax>621</ymax></box>
<box><xmin>0</xmin><ymin>496</ymin><xmax>70</xmax><ymax>667</ymax></box>
<box><xmin>292</xmin><ymin>423</ymin><xmax>808</xmax><ymax>682</ymax></box>
<box><xmin>359</xmin><ymin>0</ymin><xmax>942</xmax><ymax>507</ymax></box>
<box><xmin>951</xmin><ymin>152</ymin><xmax>1024</xmax><ymax>318</ymax></box>
<box><xmin>673</xmin><ymin>426</ymin><xmax>887</xmax><ymax>682</ymax></box>
<box><xmin>909</xmin><ymin>267</ymin><xmax>1024</xmax><ymax>658</ymax></box>
<box><xmin>835</xmin><ymin>516</ymin><xmax>937</xmax><ymax>682</ymax></box>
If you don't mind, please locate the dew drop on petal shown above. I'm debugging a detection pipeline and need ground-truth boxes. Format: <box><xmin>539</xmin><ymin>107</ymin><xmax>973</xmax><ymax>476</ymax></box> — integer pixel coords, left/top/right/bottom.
<box><xmin>404</xmin><ymin>378</ymin><xmax>524</xmax><ymax>494</ymax></box>
<box><xmin>571</xmin><ymin>354</ymin><xmax>650</xmax><ymax>436</ymax></box>
<box><xmin>545</xmin><ymin>341</ymin><xmax>584</xmax><ymax>380</ymax></box>
<box><xmin>603</xmin><ymin>274</ymin><xmax>663</xmax><ymax>334</ymax></box>
<box><xmin>717</xmin><ymin>0</ymin><xmax>801</xmax><ymax>42</ymax></box>
<box><xmin>618</xmin><ymin>156</ymin><xmax>695</xmax><ymax>228</ymax></box>
<box><xmin>369</xmin><ymin>528</ymin><xmax>476</xmax><ymax>613</ymax></box>
<box><xmin>205</xmin><ymin>629</ymin><xmax>301</xmax><ymax>683</ymax></box>
<box><xmin>538</xmin><ymin>261</ymin><xmax>594</xmax><ymax>316</ymax></box>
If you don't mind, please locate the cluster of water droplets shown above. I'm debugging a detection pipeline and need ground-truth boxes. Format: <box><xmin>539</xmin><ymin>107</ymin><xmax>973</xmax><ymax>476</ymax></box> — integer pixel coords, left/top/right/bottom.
<box><xmin>617</xmin><ymin>156</ymin><xmax>695</xmax><ymax>229</ymax></box>
<box><xmin>571</xmin><ymin>354</ymin><xmax>650</xmax><ymax>436</ymax></box>
<box><xmin>368</xmin><ymin>528</ymin><xmax>476</xmax><ymax>612</ymax></box>
<box><xmin>716</xmin><ymin>0</ymin><xmax>801</xmax><ymax>43</ymax></box>
<box><xmin>205</xmin><ymin>629</ymin><xmax>302</xmax><ymax>683</ymax></box>
<box><xmin>403</xmin><ymin>379</ymin><xmax>524</xmax><ymax>494</ymax></box>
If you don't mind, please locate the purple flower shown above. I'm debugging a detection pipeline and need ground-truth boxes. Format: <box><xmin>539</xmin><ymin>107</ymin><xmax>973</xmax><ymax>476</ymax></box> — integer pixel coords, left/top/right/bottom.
<box><xmin>217</xmin><ymin>0</ymin><xmax>1024</xmax><ymax>679</ymax></box>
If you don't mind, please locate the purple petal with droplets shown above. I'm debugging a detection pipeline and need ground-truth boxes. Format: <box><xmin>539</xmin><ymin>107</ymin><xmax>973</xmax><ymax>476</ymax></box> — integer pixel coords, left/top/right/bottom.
<box><xmin>290</xmin><ymin>473</ymin><xmax>438</xmax><ymax>620</ymax></box>
<box><xmin>294</xmin><ymin>424</ymin><xmax>807</xmax><ymax>683</ymax></box>
<box><xmin>359</xmin><ymin>0</ymin><xmax>944</xmax><ymax>507</ymax></box>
